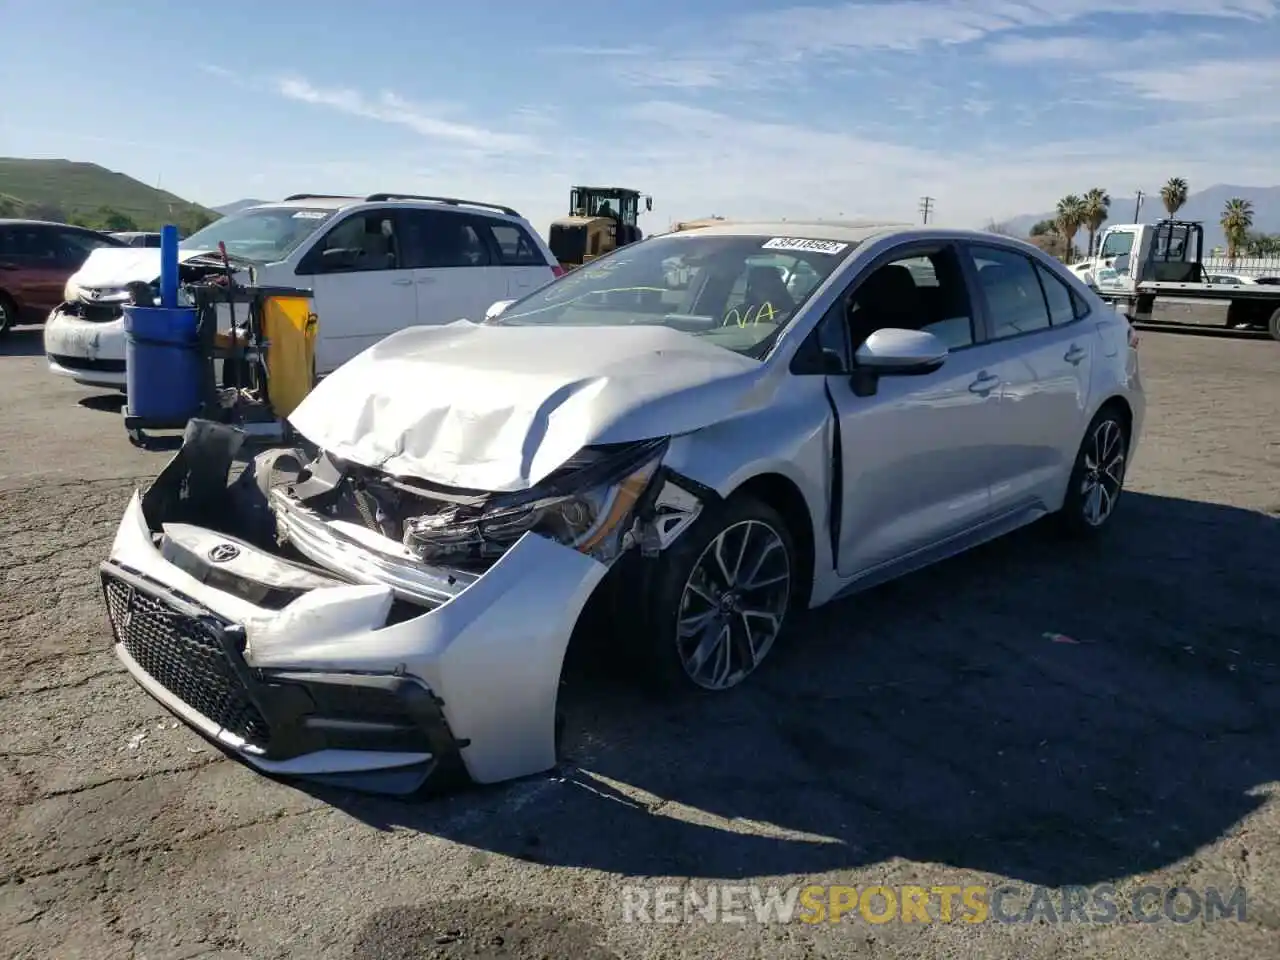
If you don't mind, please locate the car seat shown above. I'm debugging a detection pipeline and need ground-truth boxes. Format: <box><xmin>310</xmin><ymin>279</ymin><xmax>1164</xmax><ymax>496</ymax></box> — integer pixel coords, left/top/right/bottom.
<box><xmin>736</xmin><ymin>265</ymin><xmax>795</xmax><ymax>323</ymax></box>
<box><xmin>847</xmin><ymin>263</ymin><xmax>922</xmax><ymax>347</ymax></box>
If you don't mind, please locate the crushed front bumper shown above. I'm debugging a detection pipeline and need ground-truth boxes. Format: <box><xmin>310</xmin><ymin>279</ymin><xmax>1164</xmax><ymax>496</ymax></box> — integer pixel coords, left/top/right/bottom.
<box><xmin>102</xmin><ymin>435</ymin><xmax>609</xmax><ymax>795</ymax></box>
<box><xmin>44</xmin><ymin>307</ymin><xmax>127</xmax><ymax>388</ymax></box>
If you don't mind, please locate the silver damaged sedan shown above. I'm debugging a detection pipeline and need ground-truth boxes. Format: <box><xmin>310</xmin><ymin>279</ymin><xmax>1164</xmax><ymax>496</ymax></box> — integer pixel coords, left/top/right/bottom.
<box><xmin>100</xmin><ymin>221</ymin><xmax>1145</xmax><ymax>795</ymax></box>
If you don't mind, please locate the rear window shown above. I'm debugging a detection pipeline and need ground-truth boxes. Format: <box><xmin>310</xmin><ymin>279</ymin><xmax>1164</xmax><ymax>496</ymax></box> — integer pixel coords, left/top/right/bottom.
<box><xmin>485</xmin><ymin>221</ymin><xmax>546</xmax><ymax>266</ymax></box>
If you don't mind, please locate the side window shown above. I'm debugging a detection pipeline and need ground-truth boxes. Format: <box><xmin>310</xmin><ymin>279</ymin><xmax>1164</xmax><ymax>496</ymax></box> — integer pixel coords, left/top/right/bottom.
<box><xmin>8</xmin><ymin>227</ymin><xmax>59</xmax><ymax>261</ymax></box>
<box><xmin>1098</xmin><ymin>231</ymin><xmax>1133</xmax><ymax>259</ymax></box>
<box><xmin>846</xmin><ymin>247</ymin><xmax>975</xmax><ymax>352</ymax></box>
<box><xmin>485</xmin><ymin>221</ymin><xmax>546</xmax><ymax>266</ymax></box>
<box><xmin>968</xmin><ymin>246</ymin><xmax>1052</xmax><ymax>340</ymax></box>
<box><xmin>1033</xmin><ymin>261</ymin><xmax>1085</xmax><ymax>326</ymax></box>
<box><xmin>399</xmin><ymin>210</ymin><xmax>491</xmax><ymax>269</ymax></box>
<box><xmin>57</xmin><ymin>230</ymin><xmax>114</xmax><ymax>263</ymax></box>
<box><xmin>310</xmin><ymin>212</ymin><xmax>398</xmax><ymax>273</ymax></box>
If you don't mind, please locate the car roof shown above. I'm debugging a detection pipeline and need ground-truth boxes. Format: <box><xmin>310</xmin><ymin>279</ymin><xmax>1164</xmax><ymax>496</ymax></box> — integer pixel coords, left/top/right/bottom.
<box><xmin>0</xmin><ymin>218</ymin><xmax>104</xmax><ymax>229</ymax></box>
<box><xmin>667</xmin><ymin>220</ymin><xmax>915</xmax><ymax>243</ymax></box>
<box><xmin>249</xmin><ymin>197</ymin><xmax>358</xmax><ymax>211</ymax></box>
<box><xmin>657</xmin><ymin>220</ymin><xmax>1056</xmax><ymax>250</ymax></box>
<box><xmin>246</xmin><ymin>195</ymin><xmax>527</xmax><ymax>220</ymax></box>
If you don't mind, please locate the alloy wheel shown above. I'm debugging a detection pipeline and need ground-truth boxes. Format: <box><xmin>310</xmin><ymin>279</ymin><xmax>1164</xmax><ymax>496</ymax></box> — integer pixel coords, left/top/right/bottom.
<box><xmin>675</xmin><ymin>519</ymin><xmax>791</xmax><ymax>690</ymax></box>
<box><xmin>1080</xmin><ymin>418</ymin><xmax>1126</xmax><ymax>527</ymax></box>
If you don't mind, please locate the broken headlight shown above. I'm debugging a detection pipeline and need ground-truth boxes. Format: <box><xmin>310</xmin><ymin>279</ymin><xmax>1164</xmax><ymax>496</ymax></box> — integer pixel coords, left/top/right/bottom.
<box><xmin>403</xmin><ymin>440</ymin><xmax>667</xmax><ymax>564</ymax></box>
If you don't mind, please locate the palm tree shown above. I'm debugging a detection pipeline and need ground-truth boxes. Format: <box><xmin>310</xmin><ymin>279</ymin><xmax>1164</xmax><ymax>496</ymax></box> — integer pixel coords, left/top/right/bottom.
<box><xmin>1220</xmin><ymin>198</ymin><xmax>1254</xmax><ymax>263</ymax></box>
<box><xmin>1081</xmin><ymin>188</ymin><xmax>1111</xmax><ymax>256</ymax></box>
<box><xmin>1055</xmin><ymin>195</ymin><xmax>1085</xmax><ymax>261</ymax></box>
<box><xmin>1160</xmin><ymin>177</ymin><xmax>1189</xmax><ymax>218</ymax></box>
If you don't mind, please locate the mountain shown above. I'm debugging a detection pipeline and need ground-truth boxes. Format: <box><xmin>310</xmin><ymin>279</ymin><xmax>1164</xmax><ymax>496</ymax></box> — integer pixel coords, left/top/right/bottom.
<box><xmin>1003</xmin><ymin>184</ymin><xmax>1280</xmax><ymax>252</ymax></box>
<box><xmin>0</xmin><ymin>158</ymin><xmax>216</xmax><ymax>232</ymax></box>
<box><xmin>212</xmin><ymin>198</ymin><xmax>271</xmax><ymax>216</ymax></box>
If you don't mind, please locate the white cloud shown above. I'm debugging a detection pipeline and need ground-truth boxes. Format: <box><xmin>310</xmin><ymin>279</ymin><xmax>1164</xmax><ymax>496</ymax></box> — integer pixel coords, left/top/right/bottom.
<box><xmin>274</xmin><ymin>77</ymin><xmax>540</xmax><ymax>154</ymax></box>
<box><xmin>729</xmin><ymin>0</ymin><xmax>1274</xmax><ymax>56</ymax></box>
<box><xmin>583</xmin><ymin>1</ymin><xmax>1277</xmax><ymax>91</ymax></box>
<box><xmin>1107</xmin><ymin>58</ymin><xmax>1280</xmax><ymax>102</ymax></box>
<box><xmin>984</xmin><ymin>30</ymin><xmax>1196</xmax><ymax>63</ymax></box>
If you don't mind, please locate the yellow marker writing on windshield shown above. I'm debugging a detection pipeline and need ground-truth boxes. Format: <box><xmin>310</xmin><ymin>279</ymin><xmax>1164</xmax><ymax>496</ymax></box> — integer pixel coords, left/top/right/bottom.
<box><xmin>725</xmin><ymin>302</ymin><xmax>776</xmax><ymax>327</ymax></box>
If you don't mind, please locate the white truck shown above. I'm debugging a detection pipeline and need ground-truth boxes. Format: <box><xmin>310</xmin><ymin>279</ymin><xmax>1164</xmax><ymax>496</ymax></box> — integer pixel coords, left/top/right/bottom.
<box><xmin>1067</xmin><ymin>219</ymin><xmax>1280</xmax><ymax>341</ymax></box>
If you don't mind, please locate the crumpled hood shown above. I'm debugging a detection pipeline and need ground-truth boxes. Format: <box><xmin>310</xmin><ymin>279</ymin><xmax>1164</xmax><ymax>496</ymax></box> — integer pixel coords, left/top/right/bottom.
<box><xmin>286</xmin><ymin>321</ymin><xmax>770</xmax><ymax>492</ymax></box>
<box><xmin>70</xmin><ymin>246</ymin><xmax>218</xmax><ymax>290</ymax></box>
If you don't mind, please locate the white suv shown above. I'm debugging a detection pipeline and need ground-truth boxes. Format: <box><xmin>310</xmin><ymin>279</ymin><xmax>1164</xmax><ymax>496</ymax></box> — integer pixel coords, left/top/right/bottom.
<box><xmin>43</xmin><ymin>193</ymin><xmax>561</xmax><ymax>388</ymax></box>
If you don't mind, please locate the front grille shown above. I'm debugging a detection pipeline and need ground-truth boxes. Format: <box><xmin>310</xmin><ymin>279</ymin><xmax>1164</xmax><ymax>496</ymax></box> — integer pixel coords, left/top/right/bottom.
<box><xmin>49</xmin><ymin>354</ymin><xmax>126</xmax><ymax>373</ymax></box>
<box><xmin>77</xmin><ymin>302</ymin><xmax>126</xmax><ymax>323</ymax></box>
<box><xmin>102</xmin><ymin>572</ymin><xmax>271</xmax><ymax>749</ymax></box>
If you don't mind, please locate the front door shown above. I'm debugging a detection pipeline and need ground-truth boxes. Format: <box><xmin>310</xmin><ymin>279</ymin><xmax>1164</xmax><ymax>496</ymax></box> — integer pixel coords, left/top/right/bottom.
<box><xmin>827</xmin><ymin>244</ymin><xmax>1004</xmax><ymax>578</ymax></box>
<box><xmin>1</xmin><ymin>225</ymin><xmax>67</xmax><ymax>319</ymax></box>
<box><xmin>297</xmin><ymin>210</ymin><xmax>417</xmax><ymax>372</ymax></box>
<box><xmin>964</xmin><ymin>243</ymin><xmax>1095</xmax><ymax>514</ymax></box>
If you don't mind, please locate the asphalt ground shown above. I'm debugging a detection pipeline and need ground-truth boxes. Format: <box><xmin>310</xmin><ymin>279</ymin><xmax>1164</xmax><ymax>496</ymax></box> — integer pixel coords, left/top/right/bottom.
<box><xmin>1</xmin><ymin>316</ymin><xmax>1277</xmax><ymax>959</ymax></box>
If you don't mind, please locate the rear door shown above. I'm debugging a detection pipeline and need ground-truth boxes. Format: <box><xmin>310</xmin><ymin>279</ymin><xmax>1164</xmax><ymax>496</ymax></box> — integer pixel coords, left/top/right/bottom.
<box><xmin>398</xmin><ymin>208</ymin><xmax>508</xmax><ymax>324</ymax></box>
<box><xmin>963</xmin><ymin>243</ymin><xmax>1095</xmax><ymax>515</ymax></box>
<box><xmin>482</xmin><ymin>219</ymin><xmax>556</xmax><ymax>300</ymax></box>
<box><xmin>295</xmin><ymin>209</ymin><xmax>417</xmax><ymax>372</ymax></box>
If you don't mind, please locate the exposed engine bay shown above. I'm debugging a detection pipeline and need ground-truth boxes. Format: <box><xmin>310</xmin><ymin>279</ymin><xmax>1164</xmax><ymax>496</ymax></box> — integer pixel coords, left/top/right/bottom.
<box><xmin>58</xmin><ymin>255</ymin><xmax>245</xmax><ymax>323</ymax></box>
<box><xmin>140</xmin><ymin>420</ymin><xmax>707</xmax><ymax>618</ymax></box>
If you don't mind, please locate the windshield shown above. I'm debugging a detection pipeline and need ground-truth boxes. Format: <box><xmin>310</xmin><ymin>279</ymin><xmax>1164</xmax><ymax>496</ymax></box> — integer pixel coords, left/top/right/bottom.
<box><xmin>495</xmin><ymin>233</ymin><xmax>855</xmax><ymax>356</ymax></box>
<box><xmin>180</xmin><ymin>206</ymin><xmax>337</xmax><ymax>263</ymax></box>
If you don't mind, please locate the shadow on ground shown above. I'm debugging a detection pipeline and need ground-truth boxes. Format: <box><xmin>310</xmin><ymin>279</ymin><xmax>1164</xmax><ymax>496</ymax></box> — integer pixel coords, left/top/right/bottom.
<box><xmin>307</xmin><ymin>492</ymin><xmax>1280</xmax><ymax>887</ymax></box>
<box><xmin>0</xmin><ymin>327</ymin><xmax>46</xmax><ymax>358</ymax></box>
<box><xmin>78</xmin><ymin>393</ymin><xmax>126</xmax><ymax>413</ymax></box>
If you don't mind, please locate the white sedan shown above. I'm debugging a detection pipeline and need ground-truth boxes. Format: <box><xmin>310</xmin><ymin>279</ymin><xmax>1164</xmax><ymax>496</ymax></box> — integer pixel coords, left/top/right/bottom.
<box><xmin>99</xmin><ymin>222</ymin><xmax>1144</xmax><ymax>796</ymax></box>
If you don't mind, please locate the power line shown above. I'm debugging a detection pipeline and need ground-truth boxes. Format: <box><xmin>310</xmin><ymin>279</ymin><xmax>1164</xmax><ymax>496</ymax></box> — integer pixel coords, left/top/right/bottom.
<box><xmin>919</xmin><ymin>196</ymin><xmax>934</xmax><ymax>224</ymax></box>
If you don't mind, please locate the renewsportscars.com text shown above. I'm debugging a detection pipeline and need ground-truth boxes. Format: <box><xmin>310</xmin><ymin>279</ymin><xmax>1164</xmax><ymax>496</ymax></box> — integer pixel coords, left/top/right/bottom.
<box><xmin>620</xmin><ymin>883</ymin><xmax>1247</xmax><ymax>925</ymax></box>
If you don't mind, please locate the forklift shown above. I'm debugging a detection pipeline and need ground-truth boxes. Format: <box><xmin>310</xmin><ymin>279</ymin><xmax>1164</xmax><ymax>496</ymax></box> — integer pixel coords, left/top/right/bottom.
<box><xmin>548</xmin><ymin>186</ymin><xmax>652</xmax><ymax>270</ymax></box>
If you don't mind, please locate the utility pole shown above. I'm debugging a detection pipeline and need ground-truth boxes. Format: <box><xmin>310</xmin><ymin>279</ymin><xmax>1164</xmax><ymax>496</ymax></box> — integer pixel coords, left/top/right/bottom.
<box><xmin>919</xmin><ymin>196</ymin><xmax>934</xmax><ymax>224</ymax></box>
<box><xmin>1132</xmin><ymin>190</ymin><xmax>1144</xmax><ymax>222</ymax></box>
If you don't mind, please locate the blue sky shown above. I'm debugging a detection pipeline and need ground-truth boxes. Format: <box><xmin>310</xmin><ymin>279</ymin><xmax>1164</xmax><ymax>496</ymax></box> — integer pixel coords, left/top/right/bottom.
<box><xmin>3</xmin><ymin>0</ymin><xmax>1278</xmax><ymax>234</ymax></box>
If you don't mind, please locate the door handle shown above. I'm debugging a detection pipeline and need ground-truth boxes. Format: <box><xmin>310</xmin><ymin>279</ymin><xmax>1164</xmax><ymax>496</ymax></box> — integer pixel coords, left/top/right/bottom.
<box><xmin>968</xmin><ymin>372</ymin><xmax>999</xmax><ymax>395</ymax></box>
<box><xmin>1064</xmin><ymin>344</ymin><xmax>1086</xmax><ymax>365</ymax></box>
<box><xmin>391</xmin><ymin>277</ymin><xmax>413</xmax><ymax>286</ymax></box>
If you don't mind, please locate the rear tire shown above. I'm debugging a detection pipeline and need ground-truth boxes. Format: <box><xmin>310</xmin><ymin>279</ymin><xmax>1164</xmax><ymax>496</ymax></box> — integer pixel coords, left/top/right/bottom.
<box><xmin>630</xmin><ymin>494</ymin><xmax>798</xmax><ymax>696</ymax></box>
<box><xmin>1056</xmin><ymin>405</ymin><xmax>1130</xmax><ymax>538</ymax></box>
<box><xmin>1268</xmin><ymin>307</ymin><xmax>1280</xmax><ymax>342</ymax></box>
<box><xmin>0</xmin><ymin>292</ymin><xmax>17</xmax><ymax>336</ymax></box>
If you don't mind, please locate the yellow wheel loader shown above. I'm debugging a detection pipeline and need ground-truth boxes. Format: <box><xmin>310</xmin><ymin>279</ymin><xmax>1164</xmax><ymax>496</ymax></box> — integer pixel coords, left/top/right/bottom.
<box><xmin>549</xmin><ymin>186</ymin><xmax>652</xmax><ymax>271</ymax></box>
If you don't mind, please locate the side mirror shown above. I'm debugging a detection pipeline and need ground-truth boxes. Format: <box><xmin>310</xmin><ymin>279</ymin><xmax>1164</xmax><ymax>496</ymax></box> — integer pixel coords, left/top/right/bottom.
<box><xmin>851</xmin><ymin>328</ymin><xmax>947</xmax><ymax>396</ymax></box>
<box><xmin>320</xmin><ymin>247</ymin><xmax>360</xmax><ymax>271</ymax></box>
<box><xmin>485</xmin><ymin>299</ymin><xmax>516</xmax><ymax>322</ymax></box>
<box><xmin>645</xmin><ymin>197</ymin><xmax>653</xmax><ymax>212</ymax></box>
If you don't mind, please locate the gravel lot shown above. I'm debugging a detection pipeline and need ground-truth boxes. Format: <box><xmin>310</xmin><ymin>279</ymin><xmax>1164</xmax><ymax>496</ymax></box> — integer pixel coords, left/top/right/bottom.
<box><xmin>1</xmin><ymin>322</ymin><xmax>1277</xmax><ymax>960</ymax></box>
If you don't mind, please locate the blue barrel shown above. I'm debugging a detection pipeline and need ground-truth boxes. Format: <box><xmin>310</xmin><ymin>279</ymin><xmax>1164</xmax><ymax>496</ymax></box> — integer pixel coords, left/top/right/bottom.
<box><xmin>123</xmin><ymin>305</ymin><xmax>202</xmax><ymax>422</ymax></box>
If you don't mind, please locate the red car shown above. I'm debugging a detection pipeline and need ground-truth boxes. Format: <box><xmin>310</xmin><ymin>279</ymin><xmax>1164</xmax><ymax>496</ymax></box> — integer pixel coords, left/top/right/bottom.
<box><xmin>0</xmin><ymin>219</ymin><xmax>124</xmax><ymax>336</ymax></box>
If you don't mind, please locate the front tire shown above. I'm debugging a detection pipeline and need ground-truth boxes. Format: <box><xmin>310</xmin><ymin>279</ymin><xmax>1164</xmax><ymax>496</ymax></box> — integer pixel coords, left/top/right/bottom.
<box><xmin>1267</xmin><ymin>306</ymin><xmax>1280</xmax><ymax>342</ymax></box>
<box><xmin>633</xmin><ymin>494</ymin><xmax>798</xmax><ymax>695</ymax></box>
<box><xmin>1057</xmin><ymin>406</ymin><xmax>1130</xmax><ymax>537</ymax></box>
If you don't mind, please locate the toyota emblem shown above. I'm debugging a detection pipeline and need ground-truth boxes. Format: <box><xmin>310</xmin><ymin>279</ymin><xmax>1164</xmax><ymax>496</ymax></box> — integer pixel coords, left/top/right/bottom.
<box><xmin>208</xmin><ymin>543</ymin><xmax>240</xmax><ymax>563</ymax></box>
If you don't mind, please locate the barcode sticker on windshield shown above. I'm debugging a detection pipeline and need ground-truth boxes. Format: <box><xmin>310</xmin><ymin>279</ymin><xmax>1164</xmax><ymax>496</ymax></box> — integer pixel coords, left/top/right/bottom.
<box><xmin>762</xmin><ymin>237</ymin><xmax>848</xmax><ymax>255</ymax></box>
<box><xmin>292</xmin><ymin>211</ymin><xmax>328</xmax><ymax>219</ymax></box>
